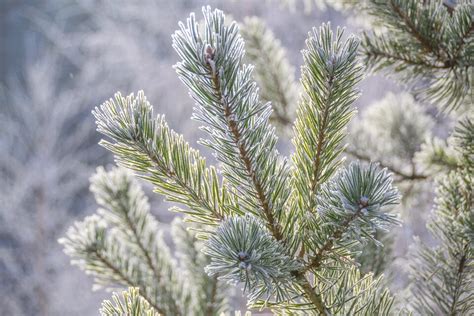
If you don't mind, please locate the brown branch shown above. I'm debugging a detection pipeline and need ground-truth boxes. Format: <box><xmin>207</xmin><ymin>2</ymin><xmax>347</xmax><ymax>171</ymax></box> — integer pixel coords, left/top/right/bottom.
<box><xmin>291</xmin><ymin>205</ymin><xmax>369</xmax><ymax>312</ymax></box>
<box><xmin>390</xmin><ymin>0</ymin><xmax>443</xmax><ymax>58</ymax></box>
<box><xmin>368</xmin><ymin>3</ymin><xmax>474</xmax><ymax>72</ymax></box>
<box><xmin>365</xmin><ymin>47</ymin><xmax>451</xmax><ymax>69</ymax></box>
<box><xmin>297</xmin><ymin>274</ymin><xmax>329</xmax><ymax>315</ymax></box>
<box><xmin>94</xmin><ymin>251</ymin><xmax>167</xmax><ymax>315</ymax></box>
<box><xmin>345</xmin><ymin>148</ymin><xmax>428</xmax><ymax>181</ymax></box>
<box><xmin>446</xmin><ymin>22</ymin><xmax>474</xmax><ymax>68</ymax></box>
<box><xmin>302</xmin><ymin>207</ymin><xmax>364</xmax><ymax>274</ymax></box>
<box><xmin>443</xmin><ymin>1</ymin><xmax>455</xmax><ymax>15</ymax></box>
<box><xmin>207</xmin><ymin>59</ymin><xmax>283</xmax><ymax>241</ymax></box>
<box><xmin>449</xmin><ymin>244</ymin><xmax>468</xmax><ymax>316</ymax></box>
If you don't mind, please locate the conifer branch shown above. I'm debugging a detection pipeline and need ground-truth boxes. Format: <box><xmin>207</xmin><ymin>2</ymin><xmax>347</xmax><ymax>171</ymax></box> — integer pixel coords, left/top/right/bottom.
<box><xmin>303</xmin><ymin>163</ymin><xmax>400</xmax><ymax>273</ymax></box>
<box><xmin>303</xmin><ymin>206</ymin><xmax>364</xmax><ymax>274</ymax></box>
<box><xmin>100</xmin><ymin>288</ymin><xmax>160</xmax><ymax>316</ymax></box>
<box><xmin>415</xmin><ymin>137</ymin><xmax>462</xmax><ymax>175</ymax></box>
<box><xmin>93</xmin><ymin>92</ymin><xmax>240</xmax><ymax>226</ymax></box>
<box><xmin>346</xmin><ymin>148</ymin><xmax>428</xmax><ymax>181</ymax></box>
<box><xmin>60</xmin><ymin>169</ymin><xmax>201</xmax><ymax>315</ymax></box>
<box><xmin>298</xmin><ymin>278</ymin><xmax>328</xmax><ymax>314</ymax></box>
<box><xmin>240</xmin><ymin>17</ymin><xmax>298</xmax><ymax>130</ymax></box>
<box><xmin>291</xmin><ymin>24</ymin><xmax>362</xmax><ymax>218</ymax></box>
<box><xmin>203</xmin><ymin>216</ymin><xmax>301</xmax><ymax>304</ymax></box>
<box><xmin>78</xmin><ymin>7</ymin><xmax>404</xmax><ymax>314</ymax></box>
<box><xmin>362</xmin><ymin>0</ymin><xmax>474</xmax><ymax>111</ymax></box>
<box><xmin>94</xmin><ymin>251</ymin><xmax>166</xmax><ymax>315</ymax></box>
<box><xmin>60</xmin><ymin>215</ymin><xmax>169</xmax><ymax>314</ymax></box>
<box><xmin>173</xmin><ymin>7</ymin><xmax>290</xmax><ymax>241</ymax></box>
<box><xmin>409</xmin><ymin>117</ymin><xmax>474</xmax><ymax>315</ymax></box>
<box><xmin>91</xmin><ymin>168</ymin><xmax>162</xmax><ymax>285</ymax></box>
<box><xmin>211</xmin><ymin>67</ymin><xmax>283</xmax><ymax>240</ymax></box>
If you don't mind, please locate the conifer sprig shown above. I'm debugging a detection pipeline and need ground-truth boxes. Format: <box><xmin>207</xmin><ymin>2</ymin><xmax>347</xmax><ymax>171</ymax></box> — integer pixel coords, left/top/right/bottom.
<box><xmin>302</xmin><ymin>163</ymin><xmax>400</xmax><ymax>273</ymax></box>
<box><xmin>93</xmin><ymin>92</ymin><xmax>241</xmax><ymax>226</ymax></box>
<box><xmin>409</xmin><ymin>117</ymin><xmax>474</xmax><ymax>315</ymax></box>
<box><xmin>291</xmin><ymin>24</ymin><xmax>362</xmax><ymax>216</ymax></box>
<box><xmin>77</xmin><ymin>7</ymin><xmax>402</xmax><ymax>314</ymax></box>
<box><xmin>100</xmin><ymin>288</ymin><xmax>159</xmax><ymax>316</ymax></box>
<box><xmin>173</xmin><ymin>7</ymin><xmax>291</xmax><ymax>241</ymax></box>
<box><xmin>171</xmin><ymin>218</ymin><xmax>228</xmax><ymax>314</ymax></box>
<box><xmin>60</xmin><ymin>168</ymin><xmax>186</xmax><ymax>315</ymax></box>
<box><xmin>362</xmin><ymin>0</ymin><xmax>474</xmax><ymax>111</ymax></box>
<box><xmin>240</xmin><ymin>17</ymin><xmax>299</xmax><ymax>130</ymax></box>
<box><xmin>204</xmin><ymin>216</ymin><xmax>301</xmax><ymax>303</ymax></box>
<box><xmin>290</xmin><ymin>24</ymin><xmax>363</xmax><ymax>259</ymax></box>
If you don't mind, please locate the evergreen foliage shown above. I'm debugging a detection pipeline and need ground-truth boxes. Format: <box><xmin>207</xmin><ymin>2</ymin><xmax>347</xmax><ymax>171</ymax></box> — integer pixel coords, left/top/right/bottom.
<box><xmin>279</xmin><ymin>0</ymin><xmax>474</xmax><ymax>111</ymax></box>
<box><xmin>204</xmin><ymin>215</ymin><xmax>301</xmax><ymax>303</ymax></box>
<box><xmin>100</xmin><ymin>288</ymin><xmax>159</xmax><ymax>316</ymax></box>
<box><xmin>172</xmin><ymin>8</ymin><xmax>291</xmax><ymax>241</ymax></box>
<box><xmin>84</xmin><ymin>7</ymin><xmax>400</xmax><ymax>314</ymax></box>
<box><xmin>346</xmin><ymin>93</ymin><xmax>434</xmax><ymax>277</ymax></box>
<box><xmin>60</xmin><ymin>167</ymin><xmax>228</xmax><ymax>315</ymax></box>
<box><xmin>409</xmin><ymin>117</ymin><xmax>474</xmax><ymax>315</ymax></box>
<box><xmin>240</xmin><ymin>17</ymin><xmax>298</xmax><ymax>131</ymax></box>
<box><xmin>348</xmin><ymin>92</ymin><xmax>433</xmax><ymax>182</ymax></box>
<box><xmin>362</xmin><ymin>0</ymin><xmax>474</xmax><ymax>111</ymax></box>
<box><xmin>59</xmin><ymin>3</ymin><xmax>474</xmax><ymax>315</ymax></box>
<box><xmin>93</xmin><ymin>93</ymin><xmax>241</xmax><ymax>227</ymax></box>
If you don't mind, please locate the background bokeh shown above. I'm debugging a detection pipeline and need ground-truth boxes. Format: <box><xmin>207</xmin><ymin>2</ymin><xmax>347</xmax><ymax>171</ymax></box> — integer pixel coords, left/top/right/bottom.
<box><xmin>1</xmin><ymin>1</ymin><xmax>423</xmax><ymax>315</ymax></box>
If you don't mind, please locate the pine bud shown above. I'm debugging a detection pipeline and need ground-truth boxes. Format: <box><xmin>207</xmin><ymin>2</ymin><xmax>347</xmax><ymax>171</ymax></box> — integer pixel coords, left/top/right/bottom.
<box><xmin>204</xmin><ymin>44</ymin><xmax>215</xmax><ymax>61</ymax></box>
<box><xmin>204</xmin><ymin>44</ymin><xmax>216</xmax><ymax>74</ymax></box>
<box><xmin>359</xmin><ymin>196</ymin><xmax>369</xmax><ymax>208</ymax></box>
<box><xmin>237</xmin><ymin>251</ymin><xmax>249</xmax><ymax>261</ymax></box>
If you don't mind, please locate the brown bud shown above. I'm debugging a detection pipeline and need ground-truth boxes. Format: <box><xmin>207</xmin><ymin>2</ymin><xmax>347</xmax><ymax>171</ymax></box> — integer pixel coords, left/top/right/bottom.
<box><xmin>359</xmin><ymin>196</ymin><xmax>369</xmax><ymax>208</ymax></box>
<box><xmin>204</xmin><ymin>44</ymin><xmax>215</xmax><ymax>61</ymax></box>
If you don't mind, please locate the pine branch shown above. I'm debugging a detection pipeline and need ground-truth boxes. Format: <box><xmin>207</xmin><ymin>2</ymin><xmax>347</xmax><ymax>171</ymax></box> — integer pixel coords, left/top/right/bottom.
<box><xmin>409</xmin><ymin>116</ymin><xmax>474</xmax><ymax>315</ymax></box>
<box><xmin>203</xmin><ymin>216</ymin><xmax>301</xmax><ymax>304</ymax></box>
<box><xmin>60</xmin><ymin>215</ymin><xmax>167</xmax><ymax>314</ymax></box>
<box><xmin>289</xmin><ymin>23</ymin><xmax>362</xmax><ymax>263</ymax></box>
<box><xmin>258</xmin><ymin>265</ymin><xmax>395</xmax><ymax>315</ymax></box>
<box><xmin>171</xmin><ymin>218</ymin><xmax>228</xmax><ymax>315</ymax></box>
<box><xmin>240</xmin><ymin>17</ymin><xmax>298</xmax><ymax>130</ymax></box>
<box><xmin>94</xmin><ymin>252</ymin><xmax>165</xmax><ymax>315</ymax></box>
<box><xmin>362</xmin><ymin>0</ymin><xmax>474</xmax><ymax>111</ymax></box>
<box><xmin>84</xmin><ymin>7</ymin><xmax>403</xmax><ymax>314</ymax></box>
<box><xmin>60</xmin><ymin>168</ymin><xmax>196</xmax><ymax>315</ymax></box>
<box><xmin>91</xmin><ymin>167</ymin><xmax>162</xmax><ymax>286</ymax></box>
<box><xmin>291</xmin><ymin>23</ymin><xmax>362</xmax><ymax>218</ymax></box>
<box><xmin>415</xmin><ymin>137</ymin><xmax>461</xmax><ymax>174</ymax></box>
<box><xmin>347</xmin><ymin>91</ymin><xmax>434</xmax><ymax>186</ymax></box>
<box><xmin>346</xmin><ymin>148</ymin><xmax>427</xmax><ymax>181</ymax></box>
<box><xmin>100</xmin><ymin>288</ymin><xmax>159</xmax><ymax>316</ymax></box>
<box><xmin>173</xmin><ymin>7</ymin><xmax>290</xmax><ymax>241</ymax></box>
<box><xmin>361</xmin><ymin>36</ymin><xmax>452</xmax><ymax>70</ymax></box>
<box><xmin>389</xmin><ymin>0</ymin><xmax>444</xmax><ymax>58</ymax></box>
<box><xmin>303</xmin><ymin>163</ymin><xmax>400</xmax><ymax>273</ymax></box>
<box><xmin>93</xmin><ymin>91</ymin><xmax>241</xmax><ymax>226</ymax></box>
